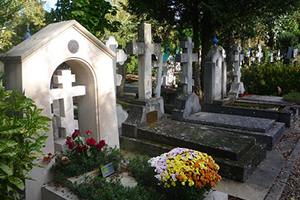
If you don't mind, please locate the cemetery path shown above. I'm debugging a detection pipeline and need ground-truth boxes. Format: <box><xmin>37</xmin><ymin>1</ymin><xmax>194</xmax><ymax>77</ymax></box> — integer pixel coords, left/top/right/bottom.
<box><xmin>228</xmin><ymin>117</ymin><xmax>300</xmax><ymax>200</ymax></box>
<box><xmin>265</xmin><ymin>117</ymin><xmax>300</xmax><ymax>200</ymax></box>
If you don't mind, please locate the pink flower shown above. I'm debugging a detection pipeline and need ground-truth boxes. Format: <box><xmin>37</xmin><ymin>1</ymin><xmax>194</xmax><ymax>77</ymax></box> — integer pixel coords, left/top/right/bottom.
<box><xmin>86</xmin><ymin>137</ymin><xmax>96</xmax><ymax>146</ymax></box>
<box><xmin>72</xmin><ymin>130</ymin><xmax>79</xmax><ymax>139</ymax></box>
<box><xmin>85</xmin><ymin>130</ymin><xmax>92</xmax><ymax>135</ymax></box>
<box><xmin>82</xmin><ymin>145</ymin><xmax>88</xmax><ymax>153</ymax></box>
<box><xmin>68</xmin><ymin>141</ymin><xmax>75</xmax><ymax>149</ymax></box>
<box><xmin>76</xmin><ymin>145</ymin><xmax>82</xmax><ymax>153</ymax></box>
<box><xmin>96</xmin><ymin>140</ymin><xmax>106</xmax><ymax>150</ymax></box>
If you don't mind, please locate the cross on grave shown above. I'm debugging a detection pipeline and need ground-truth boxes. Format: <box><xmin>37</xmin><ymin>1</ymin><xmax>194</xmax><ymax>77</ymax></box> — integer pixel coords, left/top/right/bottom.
<box><xmin>126</xmin><ymin>23</ymin><xmax>161</xmax><ymax>99</ymax></box>
<box><xmin>104</xmin><ymin>36</ymin><xmax>127</xmax><ymax>88</ymax></box>
<box><xmin>50</xmin><ymin>69</ymin><xmax>86</xmax><ymax>138</ymax></box>
<box><xmin>232</xmin><ymin>43</ymin><xmax>244</xmax><ymax>83</ymax></box>
<box><xmin>175</xmin><ymin>37</ymin><xmax>198</xmax><ymax>93</ymax></box>
<box><xmin>229</xmin><ymin>43</ymin><xmax>245</xmax><ymax>99</ymax></box>
<box><xmin>256</xmin><ymin>42</ymin><xmax>263</xmax><ymax>63</ymax></box>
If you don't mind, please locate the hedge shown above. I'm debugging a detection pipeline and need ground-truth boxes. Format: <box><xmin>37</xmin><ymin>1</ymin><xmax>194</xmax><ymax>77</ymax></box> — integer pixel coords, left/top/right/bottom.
<box><xmin>241</xmin><ymin>62</ymin><xmax>300</xmax><ymax>96</ymax></box>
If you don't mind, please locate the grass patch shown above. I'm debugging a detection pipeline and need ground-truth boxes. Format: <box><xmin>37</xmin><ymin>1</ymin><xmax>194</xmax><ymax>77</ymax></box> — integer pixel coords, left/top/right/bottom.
<box><xmin>283</xmin><ymin>92</ymin><xmax>300</xmax><ymax>104</ymax></box>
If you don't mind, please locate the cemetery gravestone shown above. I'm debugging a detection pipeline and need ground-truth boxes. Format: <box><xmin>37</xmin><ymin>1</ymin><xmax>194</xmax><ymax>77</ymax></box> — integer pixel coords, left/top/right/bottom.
<box><xmin>175</xmin><ymin>37</ymin><xmax>198</xmax><ymax>94</ymax></box>
<box><xmin>229</xmin><ymin>43</ymin><xmax>245</xmax><ymax>99</ymax></box>
<box><xmin>3</xmin><ymin>20</ymin><xmax>119</xmax><ymax>200</ymax></box>
<box><xmin>256</xmin><ymin>41</ymin><xmax>263</xmax><ymax>63</ymax></box>
<box><xmin>286</xmin><ymin>46</ymin><xmax>294</xmax><ymax>62</ymax></box>
<box><xmin>104</xmin><ymin>36</ymin><xmax>128</xmax><ymax>130</ymax></box>
<box><xmin>123</xmin><ymin>23</ymin><xmax>164</xmax><ymax>137</ymax></box>
<box><xmin>204</xmin><ymin>42</ymin><xmax>227</xmax><ymax>104</ymax></box>
<box><xmin>172</xmin><ymin>37</ymin><xmax>201</xmax><ymax>121</ymax></box>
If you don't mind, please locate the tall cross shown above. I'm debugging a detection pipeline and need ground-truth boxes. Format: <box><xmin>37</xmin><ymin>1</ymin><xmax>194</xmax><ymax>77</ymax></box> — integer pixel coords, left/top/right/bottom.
<box><xmin>256</xmin><ymin>42</ymin><xmax>263</xmax><ymax>63</ymax></box>
<box><xmin>175</xmin><ymin>37</ymin><xmax>198</xmax><ymax>93</ymax></box>
<box><xmin>104</xmin><ymin>36</ymin><xmax>127</xmax><ymax>89</ymax></box>
<box><xmin>126</xmin><ymin>23</ymin><xmax>161</xmax><ymax>99</ymax></box>
<box><xmin>232</xmin><ymin>43</ymin><xmax>244</xmax><ymax>83</ymax></box>
<box><xmin>50</xmin><ymin>70</ymin><xmax>86</xmax><ymax>137</ymax></box>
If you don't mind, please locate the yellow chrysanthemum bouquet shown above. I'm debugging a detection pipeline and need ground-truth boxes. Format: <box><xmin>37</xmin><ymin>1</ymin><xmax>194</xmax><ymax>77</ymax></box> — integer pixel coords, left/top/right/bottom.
<box><xmin>149</xmin><ymin>147</ymin><xmax>222</xmax><ymax>200</ymax></box>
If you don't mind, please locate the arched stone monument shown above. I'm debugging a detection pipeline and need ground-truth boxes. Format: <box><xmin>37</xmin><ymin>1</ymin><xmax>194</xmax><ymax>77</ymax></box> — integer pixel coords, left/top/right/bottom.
<box><xmin>3</xmin><ymin>20</ymin><xmax>119</xmax><ymax>200</ymax></box>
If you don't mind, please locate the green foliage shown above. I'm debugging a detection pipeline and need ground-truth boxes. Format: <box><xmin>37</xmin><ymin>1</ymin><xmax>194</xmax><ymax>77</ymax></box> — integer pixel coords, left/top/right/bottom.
<box><xmin>283</xmin><ymin>92</ymin><xmax>300</xmax><ymax>104</ymax></box>
<box><xmin>48</xmin><ymin>0</ymin><xmax>120</xmax><ymax>38</ymax></box>
<box><xmin>71</xmin><ymin>176</ymin><xmax>163</xmax><ymax>200</ymax></box>
<box><xmin>126</xmin><ymin>154</ymin><xmax>158</xmax><ymax>188</ymax></box>
<box><xmin>0</xmin><ymin>86</ymin><xmax>50</xmax><ymax>199</ymax></box>
<box><xmin>0</xmin><ymin>0</ymin><xmax>46</xmax><ymax>52</ymax></box>
<box><xmin>241</xmin><ymin>62</ymin><xmax>300</xmax><ymax>95</ymax></box>
<box><xmin>126</xmin><ymin>55</ymin><xmax>138</xmax><ymax>74</ymax></box>
<box><xmin>277</xmin><ymin>32</ymin><xmax>299</xmax><ymax>54</ymax></box>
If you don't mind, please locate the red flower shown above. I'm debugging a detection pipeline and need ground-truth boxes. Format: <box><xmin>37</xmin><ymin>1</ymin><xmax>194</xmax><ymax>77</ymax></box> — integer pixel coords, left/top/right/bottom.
<box><xmin>86</xmin><ymin>137</ymin><xmax>96</xmax><ymax>146</ymax></box>
<box><xmin>76</xmin><ymin>145</ymin><xmax>82</xmax><ymax>153</ymax></box>
<box><xmin>72</xmin><ymin>130</ymin><xmax>79</xmax><ymax>139</ymax></box>
<box><xmin>66</xmin><ymin>139</ymin><xmax>72</xmax><ymax>145</ymax></box>
<box><xmin>82</xmin><ymin>145</ymin><xmax>88</xmax><ymax>153</ymax></box>
<box><xmin>96</xmin><ymin>140</ymin><xmax>106</xmax><ymax>150</ymax></box>
<box><xmin>68</xmin><ymin>141</ymin><xmax>75</xmax><ymax>149</ymax></box>
<box><xmin>85</xmin><ymin>130</ymin><xmax>92</xmax><ymax>135</ymax></box>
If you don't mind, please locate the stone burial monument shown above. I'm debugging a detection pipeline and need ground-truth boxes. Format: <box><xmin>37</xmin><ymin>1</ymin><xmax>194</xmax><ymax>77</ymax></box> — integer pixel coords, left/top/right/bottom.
<box><xmin>3</xmin><ymin>20</ymin><xmax>119</xmax><ymax>200</ymax></box>
<box><xmin>172</xmin><ymin>37</ymin><xmax>201</xmax><ymax>121</ymax></box>
<box><xmin>122</xmin><ymin>23</ymin><xmax>165</xmax><ymax>137</ymax></box>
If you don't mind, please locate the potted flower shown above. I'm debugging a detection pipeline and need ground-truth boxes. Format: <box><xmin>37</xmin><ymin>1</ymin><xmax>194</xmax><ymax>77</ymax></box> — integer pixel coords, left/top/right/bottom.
<box><xmin>149</xmin><ymin>147</ymin><xmax>222</xmax><ymax>200</ymax></box>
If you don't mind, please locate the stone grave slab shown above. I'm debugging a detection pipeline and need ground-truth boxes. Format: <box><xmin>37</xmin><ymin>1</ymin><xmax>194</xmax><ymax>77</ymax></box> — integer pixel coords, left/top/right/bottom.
<box><xmin>120</xmin><ymin>117</ymin><xmax>267</xmax><ymax>182</ymax></box>
<box><xmin>137</xmin><ymin>119</ymin><xmax>255</xmax><ymax>161</ymax></box>
<box><xmin>185</xmin><ymin>112</ymin><xmax>275</xmax><ymax>133</ymax></box>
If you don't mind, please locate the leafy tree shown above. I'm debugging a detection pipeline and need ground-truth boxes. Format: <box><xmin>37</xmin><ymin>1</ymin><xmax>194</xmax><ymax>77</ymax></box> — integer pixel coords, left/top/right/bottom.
<box><xmin>125</xmin><ymin>0</ymin><xmax>300</xmax><ymax>95</ymax></box>
<box><xmin>48</xmin><ymin>0</ymin><xmax>120</xmax><ymax>38</ymax></box>
<box><xmin>0</xmin><ymin>76</ymin><xmax>50</xmax><ymax>199</ymax></box>
<box><xmin>0</xmin><ymin>0</ymin><xmax>46</xmax><ymax>52</ymax></box>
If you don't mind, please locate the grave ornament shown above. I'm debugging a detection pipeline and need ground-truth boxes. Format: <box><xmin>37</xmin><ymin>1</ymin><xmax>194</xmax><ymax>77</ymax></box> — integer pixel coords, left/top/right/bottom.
<box><xmin>229</xmin><ymin>43</ymin><xmax>245</xmax><ymax>99</ymax></box>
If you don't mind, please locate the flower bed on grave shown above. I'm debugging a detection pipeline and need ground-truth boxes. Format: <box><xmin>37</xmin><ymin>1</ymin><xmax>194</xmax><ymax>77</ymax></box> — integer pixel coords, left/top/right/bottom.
<box><xmin>51</xmin><ymin>131</ymin><xmax>221</xmax><ymax>200</ymax></box>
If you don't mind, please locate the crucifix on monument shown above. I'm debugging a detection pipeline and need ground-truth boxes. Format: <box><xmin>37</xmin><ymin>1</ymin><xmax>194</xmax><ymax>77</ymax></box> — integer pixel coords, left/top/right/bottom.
<box><xmin>126</xmin><ymin>23</ymin><xmax>161</xmax><ymax>99</ymax></box>
<box><xmin>50</xmin><ymin>69</ymin><xmax>86</xmax><ymax>139</ymax></box>
<box><xmin>172</xmin><ymin>37</ymin><xmax>200</xmax><ymax>121</ymax></box>
<box><xmin>122</xmin><ymin>23</ymin><xmax>164</xmax><ymax>137</ymax></box>
<box><xmin>229</xmin><ymin>42</ymin><xmax>245</xmax><ymax>99</ymax></box>
<box><xmin>176</xmin><ymin>37</ymin><xmax>198</xmax><ymax>94</ymax></box>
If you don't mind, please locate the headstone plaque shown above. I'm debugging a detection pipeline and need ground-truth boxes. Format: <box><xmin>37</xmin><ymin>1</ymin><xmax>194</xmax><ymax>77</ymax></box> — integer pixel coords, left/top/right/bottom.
<box><xmin>146</xmin><ymin>110</ymin><xmax>158</xmax><ymax>124</ymax></box>
<box><xmin>101</xmin><ymin>162</ymin><xmax>116</xmax><ymax>178</ymax></box>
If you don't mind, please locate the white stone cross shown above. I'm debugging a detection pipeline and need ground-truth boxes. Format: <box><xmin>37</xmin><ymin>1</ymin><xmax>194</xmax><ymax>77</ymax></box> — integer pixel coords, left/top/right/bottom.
<box><xmin>232</xmin><ymin>43</ymin><xmax>244</xmax><ymax>83</ymax></box>
<box><xmin>256</xmin><ymin>42</ymin><xmax>263</xmax><ymax>63</ymax></box>
<box><xmin>229</xmin><ymin>43</ymin><xmax>245</xmax><ymax>99</ymax></box>
<box><xmin>104</xmin><ymin>36</ymin><xmax>127</xmax><ymax>88</ymax></box>
<box><xmin>50</xmin><ymin>69</ymin><xmax>86</xmax><ymax>137</ymax></box>
<box><xmin>126</xmin><ymin>23</ymin><xmax>161</xmax><ymax>99</ymax></box>
<box><xmin>175</xmin><ymin>37</ymin><xmax>198</xmax><ymax>93</ymax></box>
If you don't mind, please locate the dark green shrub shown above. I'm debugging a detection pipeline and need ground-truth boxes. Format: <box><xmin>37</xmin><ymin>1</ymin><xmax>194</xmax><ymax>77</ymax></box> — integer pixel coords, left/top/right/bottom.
<box><xmin>71</xmin><ymin>176</ymin><xmax>163</xmax><ymax>200</ymax></box>
<box><xmin>283</xmin><ymin>92</ymin><xmax>300</xmax><ymax>104</ymax></box>
<box><xmin>0</xmin><ymin>84</ymin><xmax>50</xmax><ymax>199</ymax></box>
<box><xmin>241</xmin><ymin>62</ymin><xmax>300</xmax><ymax>95</ymax></box>
<box><xmin>277</xmin><ymin>32</ymin><xmax>298</xmax><ymax>55</ymax></box>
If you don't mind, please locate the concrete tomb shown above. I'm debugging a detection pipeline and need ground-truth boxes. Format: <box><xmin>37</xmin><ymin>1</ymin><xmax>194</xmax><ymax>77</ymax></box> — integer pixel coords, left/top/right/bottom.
<box><xmin>203</xmin><ymin>44</ymin><xmax>227</xmax><ymax>104</ymax></box>
<box><xmin>3</xmin><ymin>20</ymin><xmax>119</xmax><ymax>200</ymax></box>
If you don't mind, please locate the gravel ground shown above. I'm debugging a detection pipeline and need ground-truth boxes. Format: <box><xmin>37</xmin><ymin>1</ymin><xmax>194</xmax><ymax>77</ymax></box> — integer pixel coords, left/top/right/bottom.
<box><xmin>228</xmin><ymin>117</ymin><xmax>300</xmax><ymax>200</ymax></box>
<box><xmin>277</xmin><ymin>118</ymin><xmax>300</xmax><ymax>200</ymax></box>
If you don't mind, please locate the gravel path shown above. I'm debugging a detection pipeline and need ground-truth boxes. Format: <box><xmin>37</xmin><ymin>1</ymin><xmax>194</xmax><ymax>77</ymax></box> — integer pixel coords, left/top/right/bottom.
<box><xmin>268</xmin><ymin>117</ymin><xmax>300</xmax><ymax>200</ymax></box>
